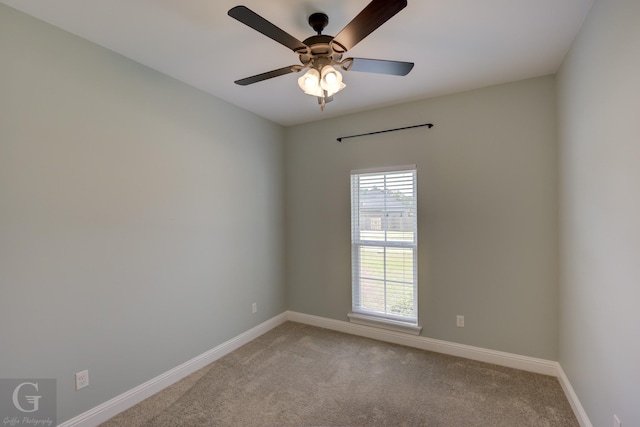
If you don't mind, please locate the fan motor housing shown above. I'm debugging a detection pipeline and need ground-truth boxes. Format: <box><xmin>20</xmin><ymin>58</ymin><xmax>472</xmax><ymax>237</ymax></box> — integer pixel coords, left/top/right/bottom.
<box><xmin>299</xmin><ymin>34</ymin><xmax>342</xmax><ymax>66</ymax></box>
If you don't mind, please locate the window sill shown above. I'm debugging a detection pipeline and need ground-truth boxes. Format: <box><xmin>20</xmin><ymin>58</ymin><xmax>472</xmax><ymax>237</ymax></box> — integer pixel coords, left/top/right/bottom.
<box><xmin>347</xmin><ymin>312</ymin><xmax>423</xmax><ymax>336</ymax></box>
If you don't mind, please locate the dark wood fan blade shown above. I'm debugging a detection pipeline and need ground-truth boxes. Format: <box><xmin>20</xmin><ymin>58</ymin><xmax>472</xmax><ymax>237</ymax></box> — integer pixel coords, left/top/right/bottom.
<box><xmin>234</xmin><ymin>66</ymin><xmax>299</xmax><ymax>86</ymax></box>
<box><xmin>331</xmin><ymin>0</ymin><xmax>407</xmax><ymax>53</ymax></box>
<box><xmin>228</xmin><ymin>6</ymin><xmax>308</xmax><ymax>53</ymax></box>
<box><xmin>348</xmin><ymin>58</ymin><xmax>414</xmax><ymax>76</ymax></box>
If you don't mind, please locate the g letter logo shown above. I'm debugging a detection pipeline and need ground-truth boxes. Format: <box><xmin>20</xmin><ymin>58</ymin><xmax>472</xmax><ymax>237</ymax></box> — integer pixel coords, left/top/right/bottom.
<box><xmin>12</xmin><ymin>381</ymin><xmax>42</xmax><ymax>413</ymax></box>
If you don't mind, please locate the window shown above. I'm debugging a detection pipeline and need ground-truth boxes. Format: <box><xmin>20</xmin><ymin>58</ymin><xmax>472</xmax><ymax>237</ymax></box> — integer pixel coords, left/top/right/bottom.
<box><xmin>349</xmin><ymin>166</ymin><xmax>421</xmax><ymax>335</ymax></box>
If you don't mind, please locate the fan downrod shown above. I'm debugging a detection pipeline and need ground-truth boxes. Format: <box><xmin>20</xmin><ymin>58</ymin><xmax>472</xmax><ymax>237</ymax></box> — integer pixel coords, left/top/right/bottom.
<box><xmin>308</xmin><ymin>12</ymin><xmax>329</xmax><ymax>34</ymax></box>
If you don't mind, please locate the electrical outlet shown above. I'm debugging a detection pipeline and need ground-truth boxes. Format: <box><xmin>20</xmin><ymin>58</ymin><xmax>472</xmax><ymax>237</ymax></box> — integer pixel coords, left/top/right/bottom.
<box><xmin>614</xmin><ymin>414</ymin><xmax>621</xmax><ymax>427</ymax></box>
<box><xmin>252</xmin><ymin>302</ymin><xmax>257</xmax><ymax>314</ymax></box>
<box><xmin>456</xmin><ymin>315</ymin><xmax>465</xmax><ymax>327</ymax></box>
<box><xmin>75</xmin><ymin>370</ymin><xmax>89</xmax><ymax>390</ymax></box>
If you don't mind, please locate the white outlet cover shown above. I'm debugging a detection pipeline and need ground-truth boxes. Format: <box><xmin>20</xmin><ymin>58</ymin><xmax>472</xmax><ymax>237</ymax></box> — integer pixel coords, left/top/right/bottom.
<box><xmin>75</xmin><ymin>370</ymin><xmax>89</xmax><ymax>390</ymax></box>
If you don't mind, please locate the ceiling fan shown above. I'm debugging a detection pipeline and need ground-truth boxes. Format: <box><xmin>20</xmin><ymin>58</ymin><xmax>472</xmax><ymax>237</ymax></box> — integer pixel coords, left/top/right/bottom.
<box><xmin>228</xmin><ymin>0</ymin><xmax>414</xmax><ymax>110</ymax></box>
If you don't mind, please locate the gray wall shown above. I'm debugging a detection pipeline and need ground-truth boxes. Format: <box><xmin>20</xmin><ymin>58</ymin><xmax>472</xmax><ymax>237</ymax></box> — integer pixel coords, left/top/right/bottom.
<box><xmin>0</xmin><ymin>4</ymin><xmax>285</xmax><ymax>423</ymax></box>
<box><xmin>557</xmin><ymin>0</ymin><xmax>640</xmax><ymax>426</ymax></box>
<box><xmin>285</xmin><ymin>76</ymin><xmax>559</xmax><ymax>360</ymax></box>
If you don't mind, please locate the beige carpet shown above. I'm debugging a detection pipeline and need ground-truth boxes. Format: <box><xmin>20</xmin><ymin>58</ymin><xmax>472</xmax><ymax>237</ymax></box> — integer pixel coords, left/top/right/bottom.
<box><xmin>101</xmin><ymin>322</ymin><xmax>578</xmax><ymax>426</ymax></box>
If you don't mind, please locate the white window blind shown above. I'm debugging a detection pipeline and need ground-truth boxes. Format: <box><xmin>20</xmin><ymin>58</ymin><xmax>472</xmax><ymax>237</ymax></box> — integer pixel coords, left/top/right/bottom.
<box><xmin>350</xmin><ymin>166</ymin><xmax>418</xmax><ymax>326</ymax></box>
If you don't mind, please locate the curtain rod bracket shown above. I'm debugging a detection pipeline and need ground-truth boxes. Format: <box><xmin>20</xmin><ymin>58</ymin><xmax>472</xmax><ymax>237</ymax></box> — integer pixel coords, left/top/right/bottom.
<box><xmin>337</xmin><ymin>123</ymin><xmax>433</xmax><ymax>142</ymax></box>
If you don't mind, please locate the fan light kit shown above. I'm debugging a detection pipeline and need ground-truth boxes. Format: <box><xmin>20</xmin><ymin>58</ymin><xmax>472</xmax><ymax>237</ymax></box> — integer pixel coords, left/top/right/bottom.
<box><xmin>298</xmin><ymin>65</ymin><xmax>345</xmax><ymax>98</ymax></box>
<box><xmin>228</xmin><ymin>0</ymin><xmax>414</xmax><ymax>111</ymax></box>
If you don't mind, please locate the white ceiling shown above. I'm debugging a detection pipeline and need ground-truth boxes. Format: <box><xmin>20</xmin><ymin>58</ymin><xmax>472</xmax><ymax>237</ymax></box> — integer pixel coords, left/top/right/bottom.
<box><xmin>1</xmin><ymin>0</ymin><xmax>593</xmax><ymax>126</ymax></box>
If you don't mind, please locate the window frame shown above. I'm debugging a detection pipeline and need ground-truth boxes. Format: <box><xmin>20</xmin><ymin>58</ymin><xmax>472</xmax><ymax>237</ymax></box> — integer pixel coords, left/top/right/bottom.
<box><xmin>348</xmin><ymin>165</ymin><xmax>422</xmax><ymax>335</ymax></box>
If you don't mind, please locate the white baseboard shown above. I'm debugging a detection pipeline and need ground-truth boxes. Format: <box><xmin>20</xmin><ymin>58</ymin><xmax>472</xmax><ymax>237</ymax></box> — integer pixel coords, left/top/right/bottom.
<box><xmin>59</xmin><ymin>310</ymin><xmax>591</xmax><ymax>427</ymax></box>
<box><xmin>58</xmin><ymin>313</ymin><xmax>288</xmax><ymax>427</ymax></box>
<box><xmin>286</xmin><ymin>311</ymin><xmax>559</xmax><ymax>376</ymax></box>
<box><xmin>557</xmin><ymin>365</ymin><xmax>593</xmax><ymax>427</ymax></box>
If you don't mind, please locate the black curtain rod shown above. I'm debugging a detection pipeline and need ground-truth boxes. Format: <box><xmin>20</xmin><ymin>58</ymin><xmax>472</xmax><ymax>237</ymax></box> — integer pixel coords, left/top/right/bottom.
<box><xmin>337</xmin><ymin>123</ymin><xmax>434</xmax><ymax>142</ymax></box>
